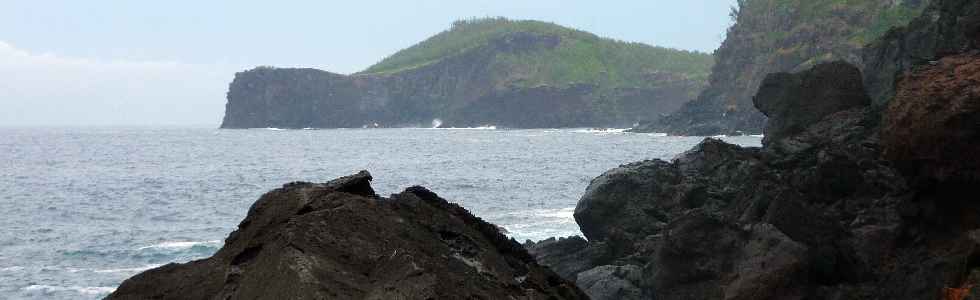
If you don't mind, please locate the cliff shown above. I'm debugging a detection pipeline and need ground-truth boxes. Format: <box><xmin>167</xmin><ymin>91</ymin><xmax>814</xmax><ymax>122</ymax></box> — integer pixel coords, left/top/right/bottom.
<box><xmin>634</xmin><ymin>0</ymin><xmax>928</xmax><ymax>135</ymax></box>
<box><xmin>107</xmin><ymin>171</ymin><xmax>587</xmax><ymax>300</ymax></box>
<box><xmin>221</xmin><ymin>18</ymin><xmax>713</xmax><ymax>129</ymax></box>
<box><xmin>530</xmin><ymin>0</ymin><xmax>980</xmax><ymax>299</ymax></box>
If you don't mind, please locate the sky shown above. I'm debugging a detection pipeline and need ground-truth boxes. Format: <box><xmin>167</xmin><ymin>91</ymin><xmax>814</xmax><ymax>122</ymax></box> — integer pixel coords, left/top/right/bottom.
<box><xmin>0</xmin><ymin>0</ymin><xmax>737</xmax><ymax>126</ymax></box>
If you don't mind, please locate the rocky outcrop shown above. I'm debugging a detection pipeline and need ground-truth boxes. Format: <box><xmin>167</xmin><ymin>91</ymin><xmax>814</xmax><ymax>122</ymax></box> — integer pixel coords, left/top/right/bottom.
<box><xmin>863</xmin><ymin>0</ymin><xmax>980</xmax><ymax>186</ymax></box>
<box><xmin>525</xmin><ymin>236</ymin><xmax>636</xmax><ymax>300</ymax></box>
<box><xmin>221</xmin><ymin>19</ymin><xmax>710</xmax><ymax>129</ymax></box>
<box><xmin>634</xmin><ymin>0</ymin><xmax>929</xmax><ymax>135</ymax></box>
<box><xmin>107</xmin><ymin>171</ymin><xmax>586</xmax><ymax>300</ymax></box>
<box><xmin>754</xmin><ymin>61</ymin><xmax>871</xmax><ymax>146</ymax></box>
<box><xmin>882</xmin><ymin>51</ymin><xmax>980</xmax><ymax>186</ymax></box>
<box><xmin>862</xmin><ymin>0</ymin><xmax>980</xmax><ymax>106</ymax></box>
<box><xmin>533</xmin><ymin>1</ymin><xmax>980</xmax><ymax>296</ymax></box>
<box><xmin>539</xmin><ymin>63</ymin><xmax>976</xmax><ymax>298</ymax></box>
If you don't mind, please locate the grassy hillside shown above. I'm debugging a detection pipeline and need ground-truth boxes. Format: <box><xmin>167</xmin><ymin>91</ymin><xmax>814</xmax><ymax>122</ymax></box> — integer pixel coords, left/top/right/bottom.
<box><xmin>359</xmin><ymin>17</ymin><xmax>714</xmax><ymax>90</ymax></box>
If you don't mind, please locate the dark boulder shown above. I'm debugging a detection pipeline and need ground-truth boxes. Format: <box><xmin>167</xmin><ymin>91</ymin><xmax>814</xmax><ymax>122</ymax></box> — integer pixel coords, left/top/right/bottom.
<box><xmin>524</xmin><ymin>236</ymin><xmax>600</xmax><ymax>280</ymax></box>
<box><xmin>574</xmin><ymin>138</ymin><xmax>761</xmax><ymax>243</ymax></box>
<box><xmin>108</xmin><ymin>171</ymin><xmax>587</xmax><ymax>300</ymax></box>
<box><xmin>652</xmin><ymin>213</ymin><xmax>808</xmax><ymax>300</ymax></box>
<box><xmin>754</xmin><ymin>61</ymin><xmax>871</xmax><ymax>146</ymax></box>
<box><xmin>573</xmin><ymin>159</ymin><xmax>680</xmax><ymax>243</ymax></box>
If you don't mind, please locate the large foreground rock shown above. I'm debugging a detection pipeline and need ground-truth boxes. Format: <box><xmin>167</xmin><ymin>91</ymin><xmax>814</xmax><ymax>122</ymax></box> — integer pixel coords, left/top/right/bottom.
<box><xmin>108</xmin><ymin>171</ymin><xmax>586</xmax><ymax>300</ymax></box>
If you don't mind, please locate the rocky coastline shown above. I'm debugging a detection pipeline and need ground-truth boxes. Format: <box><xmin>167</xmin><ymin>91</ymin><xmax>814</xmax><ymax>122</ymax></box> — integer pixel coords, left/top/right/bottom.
<box><xmin>529</xmin><ymin>0</ymin><xmax>980</xmax><ymax>298</ymax></box>
<box><xmin>110</xmin><ymin>0</ymin><xmax>979</xmax><ymax>299</ymax></box>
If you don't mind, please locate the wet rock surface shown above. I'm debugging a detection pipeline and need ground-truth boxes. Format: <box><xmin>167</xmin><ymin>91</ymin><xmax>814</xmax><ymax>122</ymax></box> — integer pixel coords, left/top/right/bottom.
<box><xmin>107</xmin><ymin>171</ymin><xmax>586</xmax><ymax>300</ymax></box>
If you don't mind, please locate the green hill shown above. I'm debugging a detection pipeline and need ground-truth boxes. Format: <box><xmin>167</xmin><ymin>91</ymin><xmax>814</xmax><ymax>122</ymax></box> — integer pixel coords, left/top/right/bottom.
<box><xmin>359</xmin><ymin>18</ymin><xmax>714</xmax><ymax>90</ymax></box>
<box><xmin>223</xmin><ymin>18</ymin><xmax>715</xmax><ymax>129</ymax></box>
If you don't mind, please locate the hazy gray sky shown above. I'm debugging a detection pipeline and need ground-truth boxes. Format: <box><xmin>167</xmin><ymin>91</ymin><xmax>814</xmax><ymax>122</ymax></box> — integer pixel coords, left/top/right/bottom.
<box><xmin>0</xmin><ymin>1</ymin><xmax>736</xmax><ymax>126</ymax></box>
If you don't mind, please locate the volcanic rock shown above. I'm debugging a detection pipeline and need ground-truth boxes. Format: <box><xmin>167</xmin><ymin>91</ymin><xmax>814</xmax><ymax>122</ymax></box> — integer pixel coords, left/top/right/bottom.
<box><xmin>542</xmin><ymin>55</ymin><xmax>980</xmax><ymax>300</ymax></box>
<box><xmin>754</xmin><ymin>61</ymin><xmax>871</xmax><ymax>146</ymax></box>
<box><xmin>882</xmin><ymin>51</ymin><xmax>980</xmax><ymax>186</ymax></box>
<box><xmin>107</xmin><ymin>171</ymin><xmax>586</xmax><ymax>300</ymax></box>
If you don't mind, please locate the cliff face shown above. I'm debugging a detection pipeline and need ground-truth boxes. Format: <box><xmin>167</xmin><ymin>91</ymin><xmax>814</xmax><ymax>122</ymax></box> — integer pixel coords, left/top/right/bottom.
<box><xmin>530</xmin><ymin>0</ymin><xmax>980</xmax><ymax>299</ymax></box>
<box><xmin>221</xmin><ymin>20</ymin><xmax>711</xmax><ymax>129</ymax></box>
<box><xmin>635</xmin><ymin>0</ymin><xmax>928</xmax><ymax>135</ymax></box>
<box><xmin>107</xmin><ymin>171</ymin><xmax>587</xmax><ymax>300</ymax></box>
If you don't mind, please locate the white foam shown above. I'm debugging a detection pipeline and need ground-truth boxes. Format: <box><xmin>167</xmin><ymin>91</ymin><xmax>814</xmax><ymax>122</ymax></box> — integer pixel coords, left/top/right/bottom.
<box><xmin>0</xmin><ymin>266</ymin><xmax>24</xmax><ymax>272</ymax></box>
<box><xmin>498</xmin><ymin>207</ymin><xmax>581</xmax><ymax>241</ymax></box>
<box><xmin>22</xmin><ymin>285</ymin><xmax>115</xmax><ymax>295</ymax></box>
<box><xmin>534</xmin><ymin>207</ymin><xmax>575</xmax><ymax>219</ymax></box>
<box><xmin>647</xmin><ymin>133</ymin><xmax>668</xmax><ymax>137</ymax></box>
<box><xmin>137</xmin><ymin>240</ymin><xmax>221</xmax><ymax>251</ymax></box>
<box><xmin>263</xmin><ymin>127</ymin><xmax>285</xmax><ymax>131</ymax></box>
<box><xmin>500</xmin><ymin>208</ymin><xmax>578</xmax><ymax>231</ymax></box>
<box><xmin>749</xmin><ymin>134</ymin><xmax>765</xmax><ymax>138</ymax></box>
<box><xmin>506</xmin><ymin>226</ymin><xmax>581</xmax><ymax>242</ymax></box>
<box><xmin>93</xmin><ymin>264</ymin><xmax>163</xmax><ymax>274</ymax></box>
<box><xmin>424</xmin><ymin>125</ymin><xmax>497</xmax><ymax>130</ymax></box>
<box><xmin>572</xmin><ymin>128</ymin><xmax>631</xmax><ymax>134</ymax></box>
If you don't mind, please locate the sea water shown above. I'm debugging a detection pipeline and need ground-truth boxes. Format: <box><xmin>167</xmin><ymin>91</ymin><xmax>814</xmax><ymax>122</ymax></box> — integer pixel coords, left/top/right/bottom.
<box><xmin>0</xmin><ymin>127</ymin><xmax>760</xmax><ymax>299</ymax></box>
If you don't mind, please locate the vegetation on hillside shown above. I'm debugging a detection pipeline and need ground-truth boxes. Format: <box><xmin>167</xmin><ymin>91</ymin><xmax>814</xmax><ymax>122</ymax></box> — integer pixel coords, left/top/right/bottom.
<box><xmin>721</xmin><ymin>0</ymin><xmax>928</xmax><ymax>79</ymax></box>
<box><xmin>640</xmin><ymin>0</ymin><xmax>929</xmax><ymax>135</ymax></box>
<box><xmin>359</xmin><ymin>17</ymin><xmax>714</xmax><ymax>90</ymax></box>
<box><xmin>732</xmin><ymin>0</ymin><xmax>926</xmax><ymax>48</ymax></box>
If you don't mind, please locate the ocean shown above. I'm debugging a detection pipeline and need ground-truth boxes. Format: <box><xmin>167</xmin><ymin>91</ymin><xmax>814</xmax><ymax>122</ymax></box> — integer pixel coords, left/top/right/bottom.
<box><xmin>0</xmin><ymin>127</ymin><xmax>760</xmax><ymax>299</ymax></box>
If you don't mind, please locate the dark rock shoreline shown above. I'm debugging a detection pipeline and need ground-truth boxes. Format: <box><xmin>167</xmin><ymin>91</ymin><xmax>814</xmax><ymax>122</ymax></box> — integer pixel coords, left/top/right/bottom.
<box><xmin>110</xmin><ymin>0</ymin><xmax>979</xmax><ymax>299</ymax></box>
<box><xmin>529</xmin><ymin>0</ymin><xmax>980</xmax><ymax>299</ymax></box>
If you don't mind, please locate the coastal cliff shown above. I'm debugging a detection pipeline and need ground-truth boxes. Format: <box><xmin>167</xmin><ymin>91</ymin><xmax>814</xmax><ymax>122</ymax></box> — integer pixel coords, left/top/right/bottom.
<box><xmin>221</xmin><ymin>18</ymin><xmax>712</xmax><ymax>129</ymax></box>
<box><xmin>634</xmin><ymin>0</ymin><xmax>928</xmax><ymax>135</ymax></box>
<box><xmin>530</xmin><ymin>0</ymin><xmax>980</xmax><ymax>299</ymax></box>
